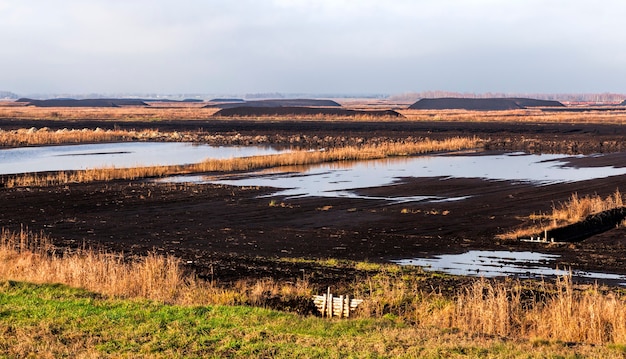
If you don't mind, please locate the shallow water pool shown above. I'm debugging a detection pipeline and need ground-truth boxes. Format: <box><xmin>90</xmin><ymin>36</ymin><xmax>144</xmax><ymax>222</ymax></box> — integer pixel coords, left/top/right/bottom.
<box><xmin>0</xmin><ymin>142</ymin><xmax>287</xmax><ymax>175</ymax></box>
<box><xmin>165</xmin><ymin>151</ymin><xmax>626</xmax><ymax>203</ymax></box>
<box><xmin>392</xmin><ymin>250</ymin><xmax>626</xmax><ymax>284</ymax></box>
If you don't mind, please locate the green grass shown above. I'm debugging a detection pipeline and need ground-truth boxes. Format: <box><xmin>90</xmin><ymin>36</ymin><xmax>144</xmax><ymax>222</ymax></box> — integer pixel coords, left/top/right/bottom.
<box><xmin>1</xmin><ymin>281</ymin><xmax>624</xmax><ymax>358</ymax></box>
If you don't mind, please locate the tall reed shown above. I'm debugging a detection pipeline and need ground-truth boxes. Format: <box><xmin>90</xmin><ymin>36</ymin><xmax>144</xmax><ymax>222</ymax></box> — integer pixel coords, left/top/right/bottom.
<box><xmin>357</xmin><ymin>271</ymin><xmax>626</xmax><ymax>344</ymax></box>
<box><xmin>0</xmin><ymin>128</ymin><xmax>162</xmax><ymax>147</ymax></box>
<box><xmin>498</xmin><ymin>190</ymin><xmax>625</xmax><ymax>240</ymax></box>
<box><xmin>453</xmin><ymin>276</ymin><xmax>626</xmax><ymax>344</ymax></box>
<box><xmin>0</xmin><ymin>228</ymin><xmax>310</xmax><ymax>306</ymax></box>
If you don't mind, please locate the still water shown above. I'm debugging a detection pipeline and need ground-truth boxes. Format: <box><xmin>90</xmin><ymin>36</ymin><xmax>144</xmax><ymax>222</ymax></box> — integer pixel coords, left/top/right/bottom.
<box><xmin>393</xmin><ymin>250</ymin><xmax>626</xmax><ymax>285</ymax></box>
<box><xmin>174</xmin><ymin>151</ymin><xmax>626</xmax><ymax>203</ymax></box>
<box><xmin>0</xmin><ymin>142</ymin><xmax>287</xmax><ymax>175</ymax></box>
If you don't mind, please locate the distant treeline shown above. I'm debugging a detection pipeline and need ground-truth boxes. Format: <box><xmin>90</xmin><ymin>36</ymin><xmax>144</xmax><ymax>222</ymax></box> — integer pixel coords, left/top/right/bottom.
<box><xmin>390</xmin><ymin>92</ymin><xmax>626</xmax><ymax>103</ymax></box>
<box><xmin>0</xmin><ymin>91</ymin><xmax>19</xmax><ymax>99</ymax></box>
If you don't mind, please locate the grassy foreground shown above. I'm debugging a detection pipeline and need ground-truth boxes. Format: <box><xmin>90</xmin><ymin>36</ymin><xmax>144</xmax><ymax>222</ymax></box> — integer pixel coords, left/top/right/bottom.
<box><xmin>2</xmin><ymin>229</ymin><xmax>626</xmax><ymax>357</ymax></box>
<box><xmin>2</xmin><ymin>281</ymin><xmax>626</xmax><ymax>358</ymax></box>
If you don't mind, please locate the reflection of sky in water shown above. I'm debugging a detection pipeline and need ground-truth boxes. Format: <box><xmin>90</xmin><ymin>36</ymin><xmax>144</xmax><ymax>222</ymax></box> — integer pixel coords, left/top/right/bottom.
<box><xmin>203</xmin><ymin>152</ymin><xmax>626</xmax><ymax>202</ymax></box>
<box><xmin>0</xmin><ymin>142</ymin><xmax>286</xmax><ymax>175</ymax></box>
<box><xmin>392</xmin><ymin>250</ymin><xmax>626</xmax><ymax>284</ymax></box>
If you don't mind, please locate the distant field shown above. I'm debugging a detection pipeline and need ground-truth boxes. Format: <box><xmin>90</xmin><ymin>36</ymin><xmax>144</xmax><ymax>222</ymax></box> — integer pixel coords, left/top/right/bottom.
<box><xmin>2</xmin><ymin>99</ymin><xmax>626</xmax><ymax>123</ymax></box>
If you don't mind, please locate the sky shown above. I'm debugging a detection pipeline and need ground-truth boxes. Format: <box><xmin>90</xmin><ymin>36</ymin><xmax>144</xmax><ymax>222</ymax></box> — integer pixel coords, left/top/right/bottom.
<box><xmin>1</xmin><ymin>0</ymin><xmax>626</xmax><ymax>96</ymax></box>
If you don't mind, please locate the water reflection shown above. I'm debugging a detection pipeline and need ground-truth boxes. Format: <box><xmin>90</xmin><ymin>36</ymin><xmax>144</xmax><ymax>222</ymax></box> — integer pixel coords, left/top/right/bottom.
<box><xmin>0</xmin><ymin>142</ymin><xmax>287</xmax><ymax>175</ymax></box>
<box><xmin>392</xmin><ymin>250</ymin><xmax>626</xmax><ymax>284</ymax></box>
<box><xmin>202</xmin><ymin>152</ymin><xmax>626</xmax><ymax>202</ymax></box>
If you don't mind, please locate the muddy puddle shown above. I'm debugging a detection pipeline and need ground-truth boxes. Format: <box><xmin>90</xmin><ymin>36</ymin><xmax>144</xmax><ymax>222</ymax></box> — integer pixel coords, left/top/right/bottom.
<box><xmin>393</xmin><ymin>250</ymin><xmax>626</xmax><ymax>285</ymax></box>
<box><xmin>0</xmin><ymin>142</ymin><xmax>288</xmax><ymax>175</ymax></box>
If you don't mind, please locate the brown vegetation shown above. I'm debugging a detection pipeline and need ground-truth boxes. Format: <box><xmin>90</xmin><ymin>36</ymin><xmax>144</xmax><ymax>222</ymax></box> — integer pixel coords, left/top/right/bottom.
<box><xmin>0</xmin><ymin>127</ymin><xmax>165</xmax><ymax>147</ymax></box>
<box><xmin>498</xmin><ymin>190</ymin><xmax>625</xmax><ymax>240</ymax></box>
<box><xmin>0</xmin><ymin>228</ymin><xmax>311</xmax><ymax>306</ymax></box>
<box><xmin>0</xmin><ymin>103</ymin><xmax>218</xmax><ymax>121</ymax></box>
<box><xmin>399</xmin><ymin>108</ymin><xmax>626</xmax><ymax>124</ymax></box>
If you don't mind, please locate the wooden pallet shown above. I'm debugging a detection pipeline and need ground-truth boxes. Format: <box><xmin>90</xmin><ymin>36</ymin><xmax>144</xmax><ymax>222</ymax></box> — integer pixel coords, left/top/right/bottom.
<box><xmin>312</xmin><ymin>288</ymin><xmax>363</xmax><ymax>318</ymax></box>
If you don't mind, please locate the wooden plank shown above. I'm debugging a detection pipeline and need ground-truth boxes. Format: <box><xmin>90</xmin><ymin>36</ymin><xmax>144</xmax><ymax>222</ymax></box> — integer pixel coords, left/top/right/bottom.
<box><xmin>312</xmin><ymin>289</ymin><xmax>363</xmax><ymax>319</ymax></box>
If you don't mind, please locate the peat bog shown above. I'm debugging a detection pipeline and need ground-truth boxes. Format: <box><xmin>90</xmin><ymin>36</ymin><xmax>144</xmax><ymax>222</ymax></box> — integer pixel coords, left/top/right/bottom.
<box><xmin>3</xmin><ymin>108</ymin><xmax>626</xmax><ymax>287</ymax></box>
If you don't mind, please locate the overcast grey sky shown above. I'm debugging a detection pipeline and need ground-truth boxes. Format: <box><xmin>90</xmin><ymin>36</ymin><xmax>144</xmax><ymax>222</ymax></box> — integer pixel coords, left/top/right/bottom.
<box><xmin>1</xmin><ymin>0</ymin><xmax>625</xmax><ymax>95</ymax></box>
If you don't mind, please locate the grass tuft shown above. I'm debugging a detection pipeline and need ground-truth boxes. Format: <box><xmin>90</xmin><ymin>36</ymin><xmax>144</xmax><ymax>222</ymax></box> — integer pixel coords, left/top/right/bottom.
<box><xmin>498</xmin><ymin>189</ymin><xmax>626</xmax><ymax>240</ymax></box>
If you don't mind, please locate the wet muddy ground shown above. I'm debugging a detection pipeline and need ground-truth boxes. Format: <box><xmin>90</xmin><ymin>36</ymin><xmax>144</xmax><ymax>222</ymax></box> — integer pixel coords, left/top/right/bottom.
<box><xmin>2</xmin><ymin>118</ymin><xmax>626</xmax><ymax>288</ymax></box>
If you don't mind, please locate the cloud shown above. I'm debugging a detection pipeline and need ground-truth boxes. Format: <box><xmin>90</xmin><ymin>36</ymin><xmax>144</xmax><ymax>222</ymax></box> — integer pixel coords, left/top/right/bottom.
<box><xmin>1</xmin><ymin>0</ymin><xmax>626</xmax><ymax>94</ymax></box>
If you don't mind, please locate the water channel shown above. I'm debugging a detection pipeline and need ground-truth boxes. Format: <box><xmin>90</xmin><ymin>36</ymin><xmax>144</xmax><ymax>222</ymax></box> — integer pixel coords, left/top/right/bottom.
<box><xmin>0</xmin><ymin>142</ymin><xmax>287</xmax><ymax>175</ymax></box>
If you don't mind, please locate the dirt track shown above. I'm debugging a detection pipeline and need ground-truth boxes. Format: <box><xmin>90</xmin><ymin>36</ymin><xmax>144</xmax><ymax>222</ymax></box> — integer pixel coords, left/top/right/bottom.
<box><xmin>2</xmin><ymin>118</ymin><xmax>626</xmax><ymax>286</ymax></box>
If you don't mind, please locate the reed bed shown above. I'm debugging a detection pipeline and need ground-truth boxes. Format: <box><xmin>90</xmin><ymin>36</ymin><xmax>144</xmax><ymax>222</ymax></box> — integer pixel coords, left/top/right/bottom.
<box><xmin>355</xmin><ymin>270</ymin><xmax>626</xmax><ymax>344</ymax></box>
<box><xmin>2</xmin><ymin>228</ymin><xmax>626</xmax><ymax>345</ymax></box>
<box><xmin>2</xmin><ymin>136</ymin><xmax>482</xmax><ymax>188</ymax></box>
<box><xmin>0</xmin><ymin>127</ymin><xmax>164</xmax><ymax>146</ymax></box>
<box><xmin>0</xmin><ymin>104</ymin><xmax>218</xmax><ymax>121</ymax></box>
<box><xmin>0</xmin><ymin>228</ymin><xmax>311</xmax><ymax>306</ymax></box>
<box><xmin>498</xmin><ymin>190</ymin><xmax>625</xmax><ymax>240</ymax></box>
<box><xmin>400</xmin><ymin>108</ymin><xmax>626</xmax><ymax>124</ymax></box>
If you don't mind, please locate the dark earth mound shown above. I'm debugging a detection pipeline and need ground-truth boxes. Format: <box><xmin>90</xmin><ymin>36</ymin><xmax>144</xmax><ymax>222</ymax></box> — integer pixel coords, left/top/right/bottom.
<box><xmin>18</xmin><ymin>98</ymin><xmax>148</xmax><ymax>107</ymax></box>
<box><xmin>208</xmin><ymin>98</ymin><xmax>245</xmax><ymax>103</ymax></box>
<box><xmin>213</xmin><ymin>106</ymin><xmax>403</xmax><ymax>117</ymax></box>
<box><xmin>508</xmin><ymin>98</ymin><xmax>564</xmax><ymax>108</ymax></box>
<box><xmin>205</xmin><ymin>99</ymin><xmax>342</xmax><ymax>109</ymax></box>
<box><xmin>141</xmin><ymin>99</ymin><xmax>205</xmax><ymax>103</ymax></box>
<box><xmin>409</xmin><ymin>97</ymin><xmax>564</xmax><ymax>110</ymax></box>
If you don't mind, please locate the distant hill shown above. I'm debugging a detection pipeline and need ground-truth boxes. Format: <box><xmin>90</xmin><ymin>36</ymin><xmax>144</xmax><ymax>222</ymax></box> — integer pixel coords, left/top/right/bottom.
<box><xmin>205</xmin><ymin>99</ymin><xmax>342</xmax><ymax>109</ymax></box>
<box><xmin>213</xmin><ymin>106</ymin><xmax>402</xmax><ymax>117</ymax></box>
<box><xmin>408</xmin><ymin>98</ymin><xmax>564</xmax><ymax>110</ymax></box>
<box><xmin>18</xmin><ymin>98</ymin><xmax>148</xmax><ymax>107</ymax></box>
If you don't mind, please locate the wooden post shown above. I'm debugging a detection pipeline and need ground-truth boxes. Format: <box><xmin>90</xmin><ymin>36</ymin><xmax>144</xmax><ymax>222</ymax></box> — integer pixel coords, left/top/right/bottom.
<box><xmin>339</xmin><ymin>295</ymin><xmax>344</xmax><ymax>319</ymax></box>
<box><xmin>327</xmin><ymin>287</ymin><xmax>332</xmax><ymax>318</ymax></box>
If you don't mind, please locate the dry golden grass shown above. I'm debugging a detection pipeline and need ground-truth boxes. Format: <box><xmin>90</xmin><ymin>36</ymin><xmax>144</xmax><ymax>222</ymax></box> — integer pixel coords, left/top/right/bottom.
<box><xmin>498</xmin><ymin>190</ymin><xmax>625</xmax><ymax>240</ymax></box>
<box><xmin>356</xmin><ymin>270</ymin><xmax>626</xmax><ymax>344</ymax></box>
<box><xmin>0</xmin><ymin>127</ymin><xmax>166</xmax><ymax>146</ymax></box>
<box><xmin>400</xmin><ymin>108</ymin><xmax>626</xmax><ymax>124</ymax></box>
<box><xmin>0</xmin><ymin>103</ymin><xmax>218</xmax><ymax>121</ymax></box>
<box><xmin>0</xmin><ymin>228</ymin><xmax>311</xmax><ymax>306</ymax></box>
<box><xmin>455</xmin><ymin>277</ymin><xmax>626</xmax><ymax>343</ymax></box>
<box><xmin>2</xmin><ymin>136</ymin><xmax>482</xmax><ymax>188</ymax></box>
<box><xmin>2</xmin><ymin>228</ymin><xmax>626</xmax><ymax>345</ymax></box>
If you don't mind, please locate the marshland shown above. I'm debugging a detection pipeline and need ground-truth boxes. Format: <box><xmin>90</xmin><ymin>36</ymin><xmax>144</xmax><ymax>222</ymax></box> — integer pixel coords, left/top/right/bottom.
<box><xmin>3</xmin><ymin>100</ymin><xmax>626</xmax><ymax>357</ymax></box>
